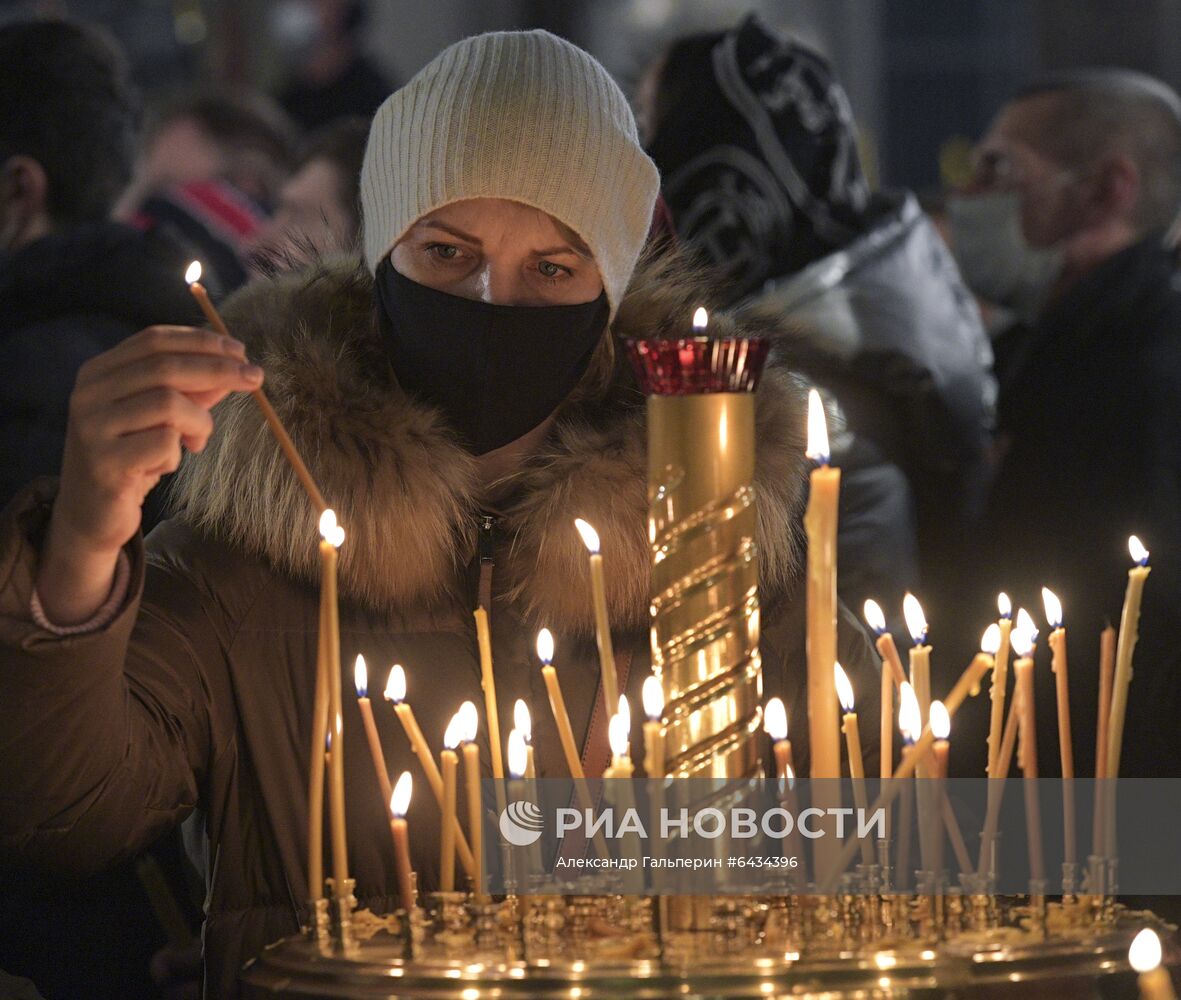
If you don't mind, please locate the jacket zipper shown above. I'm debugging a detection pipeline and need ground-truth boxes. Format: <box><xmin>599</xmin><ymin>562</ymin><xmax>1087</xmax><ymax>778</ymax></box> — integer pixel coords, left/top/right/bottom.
<box><xmin>476</xmin><ymin>513</ymin><xmax>496</xmax><ymax>611</ymax></box>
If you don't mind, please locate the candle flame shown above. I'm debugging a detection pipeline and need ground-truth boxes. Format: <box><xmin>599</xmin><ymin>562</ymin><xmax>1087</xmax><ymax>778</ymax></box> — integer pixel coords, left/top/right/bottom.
<box><xmin>763</xmin><ymin>697</ymin><xmax>788</xmax><ymax>742</ymax></box>
<box><xmin>1129</xmin><ymin>927</ymin><xmax>1163</xmax><ymax>973</ymax></box>
<box><xmin>353</xmin><ymin>654</ymin><xmax>368</xmax><ymax>698</ymax></box>
<box><xmin>930</xmin><ymin>700</ymin><xmax>950</xmax><ymax>740</ymax></box>
<box><xmin>458</xmin><ymin>700</ymin><xmax>479</xmax><ymax>744</ymax></box>
<box><xmin>805</xmin><ymin>388</ymin><xmax>829</xmax><ymax>464</ymax></box>
<box><xmin>507</xmin><ymin>728</ymin><xmax>528</xmax><ymax>779</ymax></box>
<box><xmin>573</xmin><ymin>518</ymin><xmax>600</xmax><ymax>554</ymax></box>
<box><xmin>1011</xmin><ymin>624</ymin><xmax>1035</xmax><ymax>659</ymax></box>
<box><xmin>513</xmin><ymin>699</ymin><xmax>531</xmax><ymax>741</ymax></box>
<box><xmin>834</xmin><ymin>662</ymin><xmax>854</xmax><ymax>713</ymax></box>
<box><xmin>981</xmin><ymin>623</ymin><xmax>1002</xmax><ymax>655</ymax></box>
<box><xmin>444</xmin><ymin>712</ymin><xmax>464</xmax><ymax>750</ymax></box>
<box><xmin>692</xmin><ymin>306</ymin><xmax>708</xmax><ymax>331</ymax></box>
<box><xmin>899</xmin><ymin>682</ymin><xmax>921</xmax><ymax>743</ymax></box>
<box><xmin>318</xmin><ymin>508</ymin><xmax>345</xmax><ymax>548</ymax></box>
<box><xmin>1016</xmin><ymin>607</ymin><xmax>1038</xmax><ymax>644</ymax></box>
<box><xmin>536</xmin><ymin>628</ymin><xmax>554</xmax><ymax>665</ymax></box>
<box><xmin>1041</xmin><ymin>587</ymin><xmax>1063</xmax><ymax>629</ymax></box>
<box><xmin>185</xmin><ymin>260</ymin><xmax>202</xmax><ymax>285</ymax></box>
<box><xmin>902</xmin><ymin>593</ymin><xmax>928</xmax><ymax>646</ymax></box>
<box><xmin>384</xmin><ymin>664</ymin><xmax>406</xmax><ymax>703</ymax></box>
<box><xmin>642</xmin><ymin>674</ymin><xmax>664</xmax><ymax>721</ymax></box>
<box><xmin>997</xmin><ymin>592</ymin><xmax>1012</xmax><ymax>618</ymax></box>
<box><xmin>618</xmin><ymin>694</ymin><xmax>630</xmax><ymax>734</ymax></box>
<box><xmin>608</xmin><ymin>712</ymin><xmax>630</xmax><ymax>759</ymax></box>
<box><xmin>390</xmin><ymin>771</ymin><xmax>412</xmax><ymax>818</ymax></box>
<box><xmin>863</xmin><ymin>599</ymin><xmax>886</xmax><ymax>634</ymax></box>
<box><xmin>1129</xmin><ymin>535</ymin><xmax>1150</xmax><ymax>566</ymax></box>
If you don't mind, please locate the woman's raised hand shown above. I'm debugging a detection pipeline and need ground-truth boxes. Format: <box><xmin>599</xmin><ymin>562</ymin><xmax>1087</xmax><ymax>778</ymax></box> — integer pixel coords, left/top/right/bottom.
<box><xmin>35</xmin><ymin>326</ymin><xmax>263</xmax><ymax>624</ymax></box>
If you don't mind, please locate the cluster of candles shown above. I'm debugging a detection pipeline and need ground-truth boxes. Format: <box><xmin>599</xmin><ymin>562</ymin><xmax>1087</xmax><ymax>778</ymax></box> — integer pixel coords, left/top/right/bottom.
<box><xmin>306</xmin><ymin>505</ymin><xmax>650</xmax><ymax>903</ymax></box>
<box><xmin>182</xmin><ymin>270</ymin><xmax>1171</xmax><ymax>988</ymax></box>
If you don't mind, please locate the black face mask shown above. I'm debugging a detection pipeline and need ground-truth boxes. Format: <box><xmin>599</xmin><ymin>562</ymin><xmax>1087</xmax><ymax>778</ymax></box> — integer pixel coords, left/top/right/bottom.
<box><xmin>375</xmin><ymin>261</ymin><xmax>610</xmax><ymax>455</ymax></box>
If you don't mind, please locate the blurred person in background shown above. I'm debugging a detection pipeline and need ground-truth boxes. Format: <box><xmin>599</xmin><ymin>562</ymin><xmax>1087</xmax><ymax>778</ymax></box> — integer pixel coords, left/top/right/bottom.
<box><xmin>0</xmin><ymin>18</ymin><xmax>204</xmax><ymax>509</ymax></box>
<box><xmin>274</xmin><ymin>0</ymin><xmax>392</xmax><ymax>130</ymax></box>
<box><xmin>947</xmin><ymin>70</ymin><xmax>1181</xmax><ymax>781</ymax></box>
<box><xmin>642</xmin><ymin>16</ymin><xmax>995</xmax><ymax>622</ymax></box>
<box><xmin>0</xmin><ymin>18</ymin><xmax>204</xmax><ymax>999</ymax></box>
<box><xmin>117</xmin><ymin>90</ymin><xmax>297</xmax><ymax>296</ymax></box>
<box><xmin>248</xmin><ymin>115</ymin><xmax>368</xmax><ymax>270</ymax></box>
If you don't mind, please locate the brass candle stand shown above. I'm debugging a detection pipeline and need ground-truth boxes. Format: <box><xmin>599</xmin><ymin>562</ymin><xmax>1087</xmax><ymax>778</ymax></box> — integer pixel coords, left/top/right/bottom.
<box><xmin>249</xmin><ymin>335</ymin><xmax>1181</xmax><ymax>997</ymax></box>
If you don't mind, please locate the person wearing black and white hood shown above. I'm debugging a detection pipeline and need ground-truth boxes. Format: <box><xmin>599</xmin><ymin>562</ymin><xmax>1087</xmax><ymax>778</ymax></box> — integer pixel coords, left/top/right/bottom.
<box><xmin>641</xmin><ymin>16</ymin><xmax>995</xmax><ymax>624</ymax></box>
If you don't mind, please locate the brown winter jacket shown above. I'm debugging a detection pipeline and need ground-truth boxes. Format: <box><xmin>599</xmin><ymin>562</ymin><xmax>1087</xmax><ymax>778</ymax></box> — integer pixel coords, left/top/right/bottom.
<box><xmin>0</xmin><ymin>256</ymin><xmax>880</xmax><ymax>997</ymax></box>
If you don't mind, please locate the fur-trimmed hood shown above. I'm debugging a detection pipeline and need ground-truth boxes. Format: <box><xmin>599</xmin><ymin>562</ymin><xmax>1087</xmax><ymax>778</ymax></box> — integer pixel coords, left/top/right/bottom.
<box><xmin>171</xmin><ymin>254</ymin><xmax>808</xmax><ymax>633</ymax></box>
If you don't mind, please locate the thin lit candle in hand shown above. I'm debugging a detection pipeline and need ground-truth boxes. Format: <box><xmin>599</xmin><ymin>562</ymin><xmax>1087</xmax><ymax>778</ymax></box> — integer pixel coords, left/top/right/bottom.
<box><xmin>185</xmin><ymin>261</ymin><xmax>326</xmax><ymax>513</ymax></box>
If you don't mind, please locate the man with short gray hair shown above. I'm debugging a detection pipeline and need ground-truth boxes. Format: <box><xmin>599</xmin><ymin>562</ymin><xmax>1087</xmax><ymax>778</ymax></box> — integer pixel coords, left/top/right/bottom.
<box><xmin>949</xmin><ymin>69</ymin><xmax>1181</xmax><ymax>781</ymax></box>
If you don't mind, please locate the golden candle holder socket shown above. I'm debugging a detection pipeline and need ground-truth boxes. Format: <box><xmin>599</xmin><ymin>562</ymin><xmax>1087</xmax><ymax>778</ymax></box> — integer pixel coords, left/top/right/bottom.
<box><xmin>325</xmin><ymin>877</ymin><xmax>358</xmax><ymax>953</ymax></box>
<box><xmin>306</xmin><ymin>896</ymin><xmax>331</xmax><ymax>948</ymax></box>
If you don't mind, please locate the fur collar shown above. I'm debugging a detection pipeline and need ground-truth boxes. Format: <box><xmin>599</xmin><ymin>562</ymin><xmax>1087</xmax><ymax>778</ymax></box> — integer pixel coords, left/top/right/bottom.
<box><xmin>170</xmin><ymin>253</ymin><xmax>808</xmax><ymax>632</ymax></box>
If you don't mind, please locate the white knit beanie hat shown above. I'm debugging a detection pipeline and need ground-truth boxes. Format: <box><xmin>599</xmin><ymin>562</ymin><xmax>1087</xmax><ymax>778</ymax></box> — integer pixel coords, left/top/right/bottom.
<box><xmin>360</xmin><ymin>29</ymin><xmax>659</xmax><ymax>316</ymax></box>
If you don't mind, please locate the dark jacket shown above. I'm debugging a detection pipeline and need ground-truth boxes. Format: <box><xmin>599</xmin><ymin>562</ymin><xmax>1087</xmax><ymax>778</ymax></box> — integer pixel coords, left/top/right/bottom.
<box><xmin>748</xmin><ymin>192</ymin><xmax>995</xmax><ymax>620</ymax></box>
<box><xmin>0</xmin><ymin>222</ymin><xmax>202</xmax><ymax>508</ymax></box>
<box><xmin>0</xmin><ymin>258</ymin><xmax>880</xmax><ymax>997</ymax></box>
<box><xmin>969</xmin><ymin>233</ymin><xmax>1181</xmax><ymax>780</ymax></box>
